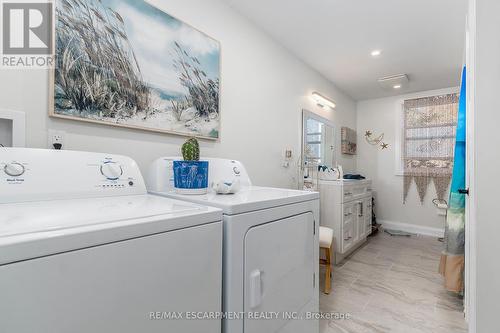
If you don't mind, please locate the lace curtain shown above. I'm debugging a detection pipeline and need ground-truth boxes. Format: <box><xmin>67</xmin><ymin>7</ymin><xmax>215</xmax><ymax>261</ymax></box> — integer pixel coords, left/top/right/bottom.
<box><xmin>403</xmin><ymin>93</ymin><xmax>459</xmax><ymax>203</ymax></box>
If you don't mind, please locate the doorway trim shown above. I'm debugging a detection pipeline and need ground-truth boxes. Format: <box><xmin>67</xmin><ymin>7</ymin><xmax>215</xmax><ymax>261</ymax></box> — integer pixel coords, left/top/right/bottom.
<box><xmin>465</xmin><ymin>1</ymin><xmax>477</xmax><ymax>332</ymax></box>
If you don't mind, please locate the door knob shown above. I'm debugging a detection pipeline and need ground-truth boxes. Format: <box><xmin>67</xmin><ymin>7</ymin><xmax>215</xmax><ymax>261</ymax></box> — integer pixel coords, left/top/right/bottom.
<box><xmin>458</xmin><ymin>188</ymin><xmax>469</xmax><ymax>195</ymax></box>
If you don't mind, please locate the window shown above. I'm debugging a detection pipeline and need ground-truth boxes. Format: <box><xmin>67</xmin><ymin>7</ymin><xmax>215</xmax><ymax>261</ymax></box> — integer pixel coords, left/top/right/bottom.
<box><xmin>398</xmin><ymin>93</ymin><xmax>459</xmax><ymax>202</ymax></box>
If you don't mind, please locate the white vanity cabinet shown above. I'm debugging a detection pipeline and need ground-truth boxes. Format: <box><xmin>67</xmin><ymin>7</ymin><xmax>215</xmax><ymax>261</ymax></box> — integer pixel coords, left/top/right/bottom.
<box><xmin>319</xmin><ymin>179</ymin><xmax>372</xmax><ymax>264</ymax></box>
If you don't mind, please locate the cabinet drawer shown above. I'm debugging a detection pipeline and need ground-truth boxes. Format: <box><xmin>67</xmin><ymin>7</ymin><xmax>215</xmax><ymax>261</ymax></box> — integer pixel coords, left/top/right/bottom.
<box><xmin>341</xmin><ymin>220</ymin><xmax>354</xmax><ymax>253</ymax></box>
<box><xmin>342</xmin><ymin>182</ymin><xmax>372</xmax><ymax>202</ymax></box>
<box><xmin>342</xmin><ymin>202</ymin><xmax>355</xmax><ymax>226</ymax></box>
<box><xmin>342</xmin><ymin>185</ymin><xmax>355</xmax><ymax>201</ymax></box>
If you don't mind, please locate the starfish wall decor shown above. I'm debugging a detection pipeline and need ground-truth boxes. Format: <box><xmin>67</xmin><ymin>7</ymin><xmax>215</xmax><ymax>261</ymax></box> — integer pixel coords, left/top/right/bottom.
<box><xmin>365</xmin><ymin>130</ymin><xmax>389</xmax><ymax>150</ymax></box>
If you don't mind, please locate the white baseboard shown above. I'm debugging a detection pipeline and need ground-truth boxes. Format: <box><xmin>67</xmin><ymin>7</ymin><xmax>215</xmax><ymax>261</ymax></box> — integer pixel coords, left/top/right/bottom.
<box><xmin>378</xmin><ymin>219</ymin><xmax>445</xmax><ymax>238</ymax></box>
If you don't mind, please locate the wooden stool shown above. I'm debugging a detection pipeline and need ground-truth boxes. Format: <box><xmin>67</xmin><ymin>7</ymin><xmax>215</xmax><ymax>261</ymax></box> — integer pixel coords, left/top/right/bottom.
<box><xmin>319</xmin><ymin>226</ymin><xmax>334</xmax><ymax>294</ymax></box>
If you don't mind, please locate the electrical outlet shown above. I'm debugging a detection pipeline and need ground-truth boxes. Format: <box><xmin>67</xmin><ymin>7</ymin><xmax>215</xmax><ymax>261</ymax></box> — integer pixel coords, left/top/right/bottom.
<box><xmin>48</xmin><ymin>129</ymin><xmax>65</xmax><ymax>149</ymax></box>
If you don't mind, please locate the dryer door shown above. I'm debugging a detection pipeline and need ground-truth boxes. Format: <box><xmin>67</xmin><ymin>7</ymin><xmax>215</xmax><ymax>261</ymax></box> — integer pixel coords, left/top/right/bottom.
<box><xmin>244</xmin><ymin>212</ymin><xmax>315</xmax><ymax>333</ymax></box>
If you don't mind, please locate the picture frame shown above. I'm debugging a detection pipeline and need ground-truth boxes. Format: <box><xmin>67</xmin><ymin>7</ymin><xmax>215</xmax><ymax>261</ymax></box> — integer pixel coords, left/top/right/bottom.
<box><xmin>49</xmin><ymin>0</ymin><xmax>221</xmax><ymax>140</ymax></box>
<box><xmin>341</xmin><ymin>126</ymin><xmax>357</xmax><ymax>155</ymax></box>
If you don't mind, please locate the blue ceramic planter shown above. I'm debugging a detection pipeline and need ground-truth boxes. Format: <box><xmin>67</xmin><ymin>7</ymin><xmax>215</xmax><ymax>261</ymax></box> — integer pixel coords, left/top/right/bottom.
<box><xmin>173</xmin><ymin>160</ymin><xmax>209</xmax><ymax>194</ymax></box>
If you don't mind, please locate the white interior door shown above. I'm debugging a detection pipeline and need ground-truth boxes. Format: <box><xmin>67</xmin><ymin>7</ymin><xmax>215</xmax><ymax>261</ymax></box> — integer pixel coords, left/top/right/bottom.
<box><xmin>244</xmin><ymin>213</ymin><xmax>315</xmax><ymax>333</ymax></box>
<box><xmin>0</xmin><ymin>222</ymin><xmax>222</xmax><ymax>333</ymax></box>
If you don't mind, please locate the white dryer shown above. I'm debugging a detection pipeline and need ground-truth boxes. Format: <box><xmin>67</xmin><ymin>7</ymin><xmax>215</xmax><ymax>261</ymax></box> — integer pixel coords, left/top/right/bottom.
<box><xmin>148</xmin><ymin>157</ymin><xmax>320</xmax><ymax>333</ymax></box>
<box><xmin>0</xmin><ymin>148</ymin><xmax>223</xmax><ymax>333</ymax></box>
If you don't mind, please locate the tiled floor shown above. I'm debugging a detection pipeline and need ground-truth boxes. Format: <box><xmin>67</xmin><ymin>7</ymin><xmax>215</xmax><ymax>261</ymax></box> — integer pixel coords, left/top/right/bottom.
<box><xmin>319</xmin><ymin>230</ymin><xmax>468</xmax><ymax>333</ymax></box>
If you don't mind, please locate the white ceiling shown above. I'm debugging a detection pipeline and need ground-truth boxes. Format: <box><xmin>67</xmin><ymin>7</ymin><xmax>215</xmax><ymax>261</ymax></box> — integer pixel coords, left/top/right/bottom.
<box><xmin>221</xmin><ymin>0</ymin><xmax>468</xmax><ymax>100</ymax></box>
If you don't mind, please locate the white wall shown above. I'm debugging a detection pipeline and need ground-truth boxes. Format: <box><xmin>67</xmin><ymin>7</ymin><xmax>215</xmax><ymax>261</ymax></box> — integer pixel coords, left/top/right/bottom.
<box><xmin>356</xmin><ymin>87</ymin><xmax>459</xmax><ymax>233</ymax></box>
<box><xmin>0</xmin><ymin>0</ymin><xmax>356</xmax><ymax>189</ymax></box>
<box><xmin>472</xmin><ymin>0</ymin><xmax>500</xmax><ymax>331</ymax></box>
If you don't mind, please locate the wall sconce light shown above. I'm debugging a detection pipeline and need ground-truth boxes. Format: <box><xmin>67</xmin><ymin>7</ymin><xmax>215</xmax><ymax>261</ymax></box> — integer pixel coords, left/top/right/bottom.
<box><xmin>311</xmin><ymin>92</ymin><xmax>336</xmax><ymax>109</ymax></box>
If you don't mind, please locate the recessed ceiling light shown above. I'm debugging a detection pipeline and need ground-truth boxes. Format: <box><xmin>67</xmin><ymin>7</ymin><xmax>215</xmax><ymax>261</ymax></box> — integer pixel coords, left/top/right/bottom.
<box><xmin>393</xmin><ymin>84</ymin><xmax>402</xmax><ymax>89</ymax></box>
<box><xmin>371</xmin><ymin>50</ymin><xmax>382</xmax><ymax>57</ymax></box>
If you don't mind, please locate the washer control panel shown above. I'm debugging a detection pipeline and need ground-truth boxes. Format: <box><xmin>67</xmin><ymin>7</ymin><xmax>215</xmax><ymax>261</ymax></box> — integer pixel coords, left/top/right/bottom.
<box><xmin>90</xmin><ymin>157</ymin><xmax>138</xmax><ymax>190</ymax></box>
<box><xmin>1</xmin><ymin>148</ymin><xmax>147</xmax><ymax>203</ymax></box>
<box><xmin>100</xmin><ymin>161</ymin><xmax>123</xmax><ymax>180</ymax></box>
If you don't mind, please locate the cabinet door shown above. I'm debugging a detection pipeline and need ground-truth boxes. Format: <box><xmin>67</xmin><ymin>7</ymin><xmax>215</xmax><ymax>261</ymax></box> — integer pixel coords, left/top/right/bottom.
<box><xmin>356</xmin><ymin>200</ymin><xmax>366</xmax><ymax>241</ymax></box>
<box><xmin>356</xmin><ymin>198</ymin><xmax>372</xmax><ymax>240</ymax></box>
<box><xmin>354</xmin><ymin>200</ymin><xmax>363</xmax><ymax>241</ymax></box>
<box><xmin>365</xmin><ymin>198</ymin><xmax>373</xmax><ymax>236</ymax></box>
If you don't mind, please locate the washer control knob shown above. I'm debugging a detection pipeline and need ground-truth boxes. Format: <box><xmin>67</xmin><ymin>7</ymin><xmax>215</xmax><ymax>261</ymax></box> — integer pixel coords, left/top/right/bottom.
<box><xmin>233</xmin><ymin>166</ymin><xmax>241</xmax><ymax>175</ymax></box>
<box><xmin>4</xmin><ymin>162</ymin><xmax>25</xmax><ymax>177</ymax></box>
<box><xmin>100</xmin><ymin>162</ymin><xmax>123</xmax><ymax>180</ymax></box>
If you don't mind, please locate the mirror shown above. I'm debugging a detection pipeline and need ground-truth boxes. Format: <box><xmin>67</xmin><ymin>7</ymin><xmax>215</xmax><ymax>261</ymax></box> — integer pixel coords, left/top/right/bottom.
<box><xmin>300</xmin><ymin>110</ymin><xmax>336</xmax><ymax>190</ymax></box>
<box><xmin>302</xmin><ymin>110</ymin><xmax>335</xmax><ymax>168</ymax></box>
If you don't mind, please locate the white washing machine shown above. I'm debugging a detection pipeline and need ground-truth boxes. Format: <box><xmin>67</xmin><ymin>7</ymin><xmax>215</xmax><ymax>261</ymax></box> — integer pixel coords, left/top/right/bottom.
<box><xmin>0</xmin><ymin>148</ymin><xmax>223</xmax><ymax>333</ymax></box>
<box><xmin>148</xmin><ymin>157</ymin><xmax>320</xmax><ymax>333</ymax></box>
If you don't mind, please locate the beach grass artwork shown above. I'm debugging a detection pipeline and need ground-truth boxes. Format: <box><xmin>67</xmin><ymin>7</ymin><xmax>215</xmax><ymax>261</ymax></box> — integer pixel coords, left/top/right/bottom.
<box><xmin>51</xmin><ymin>0</ymin><xmax>221</xmax><ymax>139</ymax></box>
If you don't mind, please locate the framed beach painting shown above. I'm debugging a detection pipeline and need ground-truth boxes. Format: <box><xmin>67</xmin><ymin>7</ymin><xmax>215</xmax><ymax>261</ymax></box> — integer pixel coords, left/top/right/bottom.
<box><xmin>50</xmin><ymin>0</ymin><xmax>221</xmax><ymax>140</ymax></box>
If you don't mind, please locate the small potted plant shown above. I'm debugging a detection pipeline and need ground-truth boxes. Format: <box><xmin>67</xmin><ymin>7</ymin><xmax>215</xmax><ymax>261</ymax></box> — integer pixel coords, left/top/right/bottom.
<box><xmin>173</xmin><ymin>137</ymin><xmax>209</xmax><ymax>194</ymax></box>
